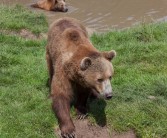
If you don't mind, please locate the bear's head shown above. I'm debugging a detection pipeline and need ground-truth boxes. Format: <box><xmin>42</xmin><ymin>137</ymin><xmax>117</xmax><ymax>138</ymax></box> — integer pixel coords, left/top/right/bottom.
<box><xmin>79</xmin><ymin>50</ymin><xmax>116</xmax><ymax>100</ymax></box>
<box><xmin>62</xmin><ymin>28</ymin><xmax>116</xmax><ymax>100</ymax></box>
<box><xmin>55</xmin><ymin>0</ymin><xmax>68</xmax><ymax>12</ymax></box>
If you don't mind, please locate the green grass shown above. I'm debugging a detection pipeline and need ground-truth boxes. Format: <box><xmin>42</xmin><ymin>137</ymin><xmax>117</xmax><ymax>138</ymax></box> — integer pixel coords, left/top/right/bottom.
<box><xmin>0</xmin><ymin>5</ymin><xmax>48</xmax><ymax>35</ymax></box>
<box><xmin>90</xmin><ymin>23</ymin><xmax>167</xmax><ymax>138</ymax></box>
<box><xmin>0</xmin><ymin>5</ymin><xmax>56</xmax><ymax>138</ymax></box>
<box><xmin>1</xmin><ymin>5</ymin><xmax>167</xmax><ymax>138</ymax></box>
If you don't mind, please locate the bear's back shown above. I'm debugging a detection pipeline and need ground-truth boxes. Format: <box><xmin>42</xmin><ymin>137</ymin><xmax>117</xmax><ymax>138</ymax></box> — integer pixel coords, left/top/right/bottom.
<box><xmin>46</xmin><ymin>17</ymin><xmax>91</xmax><ymax>66</ymax></box>
<box><xmin>48</xmin><ymin>17</ymin><xmax>88</xmax><ymax>40</ymax></box>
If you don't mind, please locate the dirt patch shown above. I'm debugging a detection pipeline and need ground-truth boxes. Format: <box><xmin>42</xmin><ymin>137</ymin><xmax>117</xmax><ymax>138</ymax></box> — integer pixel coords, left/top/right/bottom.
<box><xmin>55</xmin><ymin>119</ymin><xmax>136</xmax><ymax>138</ymax></box>
<box><xmin>55</xmin><ymin>119</ymin><xmax>110</xmax><ymax>138</ymax></box>
<box><xmin>111</xmin><ymin>130</ymin><xmax>136</xmax><ymax>138</ymax></box>
<box><xmin>0</xmin><ymin>28</ymin><xmax>95</xmax><ymax>39</ymax></box>
<box><xmin>0</xmin><ymin>29</ymin><xmax>47</xmax><ymax>40</ymax></box>
<box><xmin>19</xmin><ymin>29</ymin><xmax>47</xmax><ymax>40</ymax></box>
<box><xmin>74</xmin><ymin>120</ymin><xmax>110</xmax><ymax>138</ymax></box>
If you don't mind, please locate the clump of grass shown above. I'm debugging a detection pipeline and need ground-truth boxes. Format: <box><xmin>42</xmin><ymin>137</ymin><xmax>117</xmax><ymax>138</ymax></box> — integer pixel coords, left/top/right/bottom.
<box><xmin>0</xmin><ymin>5</ymin><xmax>48</xmax><ymax>34</ymax></box>
<box><xmin>153</xmin><ymin>78</ymin><xmax>167</xmax><ymax>98</ymax></box>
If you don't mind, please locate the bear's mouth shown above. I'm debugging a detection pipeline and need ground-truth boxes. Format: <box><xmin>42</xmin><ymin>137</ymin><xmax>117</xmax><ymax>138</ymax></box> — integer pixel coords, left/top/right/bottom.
<box><xmin>91</xmin><ymin>89</ymin><xmax>101</xmax><ymax>98</ymax></box>
<box><xmin>53</xmin><ymin>7</ymin><xmax>68</xmax><ymax>12</ymax></box>
<box><xmin>91</xmin><ymin>89</ymin><xmax>112</xmax><ymax>100</ymax></box>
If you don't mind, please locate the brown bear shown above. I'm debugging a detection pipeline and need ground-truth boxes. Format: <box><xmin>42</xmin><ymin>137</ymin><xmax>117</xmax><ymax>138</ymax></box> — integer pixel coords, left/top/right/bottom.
<box><xmin>46</xmin><ymin>17</ymin><xmax>116</xmax><ymax>138</ymax></box>
<box><xmin>31</xmin><ymin>0</ymin><xmax>68</xmax><ymax>12</ymax></box>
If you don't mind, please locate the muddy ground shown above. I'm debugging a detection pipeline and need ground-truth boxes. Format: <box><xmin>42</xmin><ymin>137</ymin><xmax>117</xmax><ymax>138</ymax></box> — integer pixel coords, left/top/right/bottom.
<box><xmin>56</xmin><ymin>119</ymin><xmax>136</xmax><ymax>138</ymax></box>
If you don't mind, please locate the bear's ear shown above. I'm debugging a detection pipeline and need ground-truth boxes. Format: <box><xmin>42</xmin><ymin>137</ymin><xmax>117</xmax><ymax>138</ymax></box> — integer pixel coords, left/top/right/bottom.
<box><xmin>63</xmin><ymin>28</ymin><xmax>81</xmax><ymax>42</ymax></box>
<box><xmin>102</xmin><ymin>50</ymin><xmax>116</xmax><ymax>61</ymax></box>
<box><xmin>80</xmin><ymin>57</ymin><xmax>92</xmax><ymax>71</ymax></box>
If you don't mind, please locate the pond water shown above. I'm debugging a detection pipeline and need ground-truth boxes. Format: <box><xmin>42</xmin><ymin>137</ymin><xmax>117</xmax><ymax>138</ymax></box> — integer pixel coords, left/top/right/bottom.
<box><xmin>1</xmin><ymin>0</ymin><xmax>167</xmax><ymax>32</ymax></box>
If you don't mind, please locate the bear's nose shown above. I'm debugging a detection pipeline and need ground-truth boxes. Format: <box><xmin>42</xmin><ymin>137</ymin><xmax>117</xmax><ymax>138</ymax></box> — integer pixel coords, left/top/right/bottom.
<box><xmin>63</xmin><ymin>8</ymin><xmax>68</xmax><ymax>12</ymax></box>
<box><xmin>105</xmin><ymin>93</ymin><xmax>112</xmax><ymax>100</ymax></box>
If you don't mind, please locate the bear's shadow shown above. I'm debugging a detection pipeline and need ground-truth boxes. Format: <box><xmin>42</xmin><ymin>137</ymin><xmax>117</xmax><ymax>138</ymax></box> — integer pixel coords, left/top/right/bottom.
<box><xmin>87</xmin><ymin>98</ymin><xmax>107</xmax><ymax>127</ymax></box>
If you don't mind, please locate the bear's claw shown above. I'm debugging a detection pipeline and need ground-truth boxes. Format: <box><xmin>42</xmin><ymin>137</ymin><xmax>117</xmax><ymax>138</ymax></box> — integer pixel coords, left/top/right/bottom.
<box><xmin>77</xmin><ymin>113</ymin><xmax>88</xmax><ymax>120</ymax></box>
<box><xmin>61</xmin><ymin>132</ymin><xmax>75</xmax><ymax>138</ymax></box>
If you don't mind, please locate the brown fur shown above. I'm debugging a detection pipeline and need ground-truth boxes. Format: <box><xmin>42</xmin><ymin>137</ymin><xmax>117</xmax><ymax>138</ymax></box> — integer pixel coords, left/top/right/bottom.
<box><xmin>46</xmin><ymin>17</ymin><xmax>116</xmax><ymax>137</ymax></box>
<box><xmin>31</xmin><ymin>0</ymin><xmax>68</xmax><ymax>12</ymax></box>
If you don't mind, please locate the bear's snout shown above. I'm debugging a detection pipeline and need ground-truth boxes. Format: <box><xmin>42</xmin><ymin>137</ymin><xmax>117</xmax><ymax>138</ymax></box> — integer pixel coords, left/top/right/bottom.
<box><xmin>57</xmin><ymin>7</ymin><xmax>68</xmax><ymax>12</ymax></box>
<box><xmin>102</xmin><ymin>79</ymin><xmax>112</xmax><ymax>100</ymax></box>
<box><xmin>63</xmin><ymin>7</ymin><xmax>68</xmax><ymax>12</ymax></box>
<box><xmin>105</xmin><ymin>93</ymin><xmax>112</xmax><ymax>100</ymax></box>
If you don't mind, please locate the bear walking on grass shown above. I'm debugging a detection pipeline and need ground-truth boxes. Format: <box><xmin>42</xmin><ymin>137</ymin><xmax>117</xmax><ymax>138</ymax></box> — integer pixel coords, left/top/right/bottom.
<box><xmin>31</xmin><ymin>0</ymin><xmax>68</xmax><ymax>12</ymax></box>
<box><xmin>46</xmin><ymin>17</ymin><xmax>116</xmax><ymax>138</ymax></box>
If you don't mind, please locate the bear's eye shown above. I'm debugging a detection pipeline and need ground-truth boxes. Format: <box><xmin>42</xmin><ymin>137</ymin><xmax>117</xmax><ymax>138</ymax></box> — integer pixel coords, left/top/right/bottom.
<box><xmin>97</xmin><ymin>78</ymin><xmax>104</xmax><ymax>83</ymax></box>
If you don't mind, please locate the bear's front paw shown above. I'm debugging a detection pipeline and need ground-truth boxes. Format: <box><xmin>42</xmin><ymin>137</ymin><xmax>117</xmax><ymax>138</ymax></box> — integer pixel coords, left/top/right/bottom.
<box><xmin>75</xmin><ymin>106</ymin><xmax>88</xmax><ymax>120</ymax></box>
<box><xmin>77</xmin><ymin>113</ymin><xmax>88</xmax><ymax>120</ymax></box>
<box><xmin>61</xmin><ymin>132</ymin><xmax>75</xmax><ymax>138</ymax></box>
<box><xmin>61</xmin><ymin>125</ymin><xmax>75</xmax><ymax>138</ymax></box>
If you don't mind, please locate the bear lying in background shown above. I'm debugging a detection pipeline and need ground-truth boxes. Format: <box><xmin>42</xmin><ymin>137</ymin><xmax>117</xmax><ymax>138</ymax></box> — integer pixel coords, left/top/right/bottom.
<box><xmin>31</xmin><ymin>0</ymin><xmax>68</xmax><ymax>12</ymax></box>
<box><xmin>46</xmin><ymin>17</ymin><xmax>116</xmax><ymax>138</ymax></box>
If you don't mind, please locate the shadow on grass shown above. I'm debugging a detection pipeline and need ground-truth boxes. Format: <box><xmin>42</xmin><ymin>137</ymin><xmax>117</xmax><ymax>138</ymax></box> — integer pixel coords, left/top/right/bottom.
<box><xmin>88</xmin><ymin>98</ymin><xmax>107</xmax><ymax>127</ymax></box>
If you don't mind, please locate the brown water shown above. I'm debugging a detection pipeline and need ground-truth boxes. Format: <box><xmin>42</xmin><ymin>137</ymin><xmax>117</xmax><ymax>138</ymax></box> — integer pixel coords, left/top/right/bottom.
<box><xmin>1</xmin><ymin>0</ymin><xmax>167</xmax><ymax>32</ymax></box>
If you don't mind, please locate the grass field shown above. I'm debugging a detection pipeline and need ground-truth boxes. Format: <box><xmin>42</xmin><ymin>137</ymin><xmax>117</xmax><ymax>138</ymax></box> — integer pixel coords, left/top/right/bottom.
<box><xmin>0</xmin><ymin>5</ymin><xmax>167</xmax><ymax>138</ymax></box>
